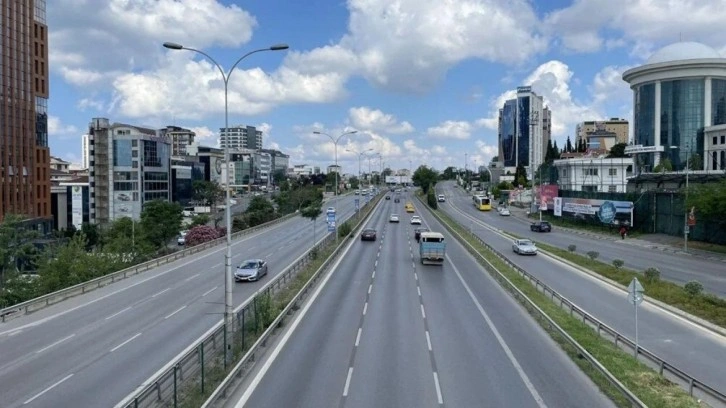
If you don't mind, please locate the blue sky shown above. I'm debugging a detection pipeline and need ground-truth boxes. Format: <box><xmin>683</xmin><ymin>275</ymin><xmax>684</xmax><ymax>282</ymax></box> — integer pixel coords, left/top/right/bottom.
<box><xmin>47</xmin><ymin>0</ymin><xmax>726</xmax><ymax>174</ymax></box>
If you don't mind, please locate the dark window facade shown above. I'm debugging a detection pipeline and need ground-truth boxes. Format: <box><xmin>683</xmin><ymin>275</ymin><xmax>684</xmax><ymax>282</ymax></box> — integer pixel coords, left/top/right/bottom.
<box><xmin>660</xmin><ymin>79</ymin><xmax>704</xmax><ymax>170</ymax></box>
<box><xmin>517</xmin><ymin>95</ymin><xmax>531</xmax><ymax>167</ymax></box>
<box><xmin>500</xmin><ymin>100</ymin><xmax>517</xmax><ymax>167</ymax></box>
<box><xmin>634</xmin><ymin>83</ymin><xmax>656</xmax><ymax>170</ymax></box>
<box><xmin>113</xmin><ymin>140</ymin><xmax>133</xmax><ymax>166</ymax></box>
<box><xmin>712</xmin><ymin>79</ymin><xmax>726</xmax><ymax>126</ymax></box>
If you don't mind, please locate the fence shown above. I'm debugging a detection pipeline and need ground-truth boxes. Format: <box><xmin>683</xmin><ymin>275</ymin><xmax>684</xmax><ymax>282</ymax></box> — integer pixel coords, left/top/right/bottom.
<box><xmin>116</xmin><ymin>193</ymin><xmax>383</xmax><ymax>408</ymax></box>
<box><xmin>0</xmin><ymin>212</ymin><xmax>298</xmax><ymax>323</ymax></box>
<box><xmin>427</xmin><ymin>195</ymin><xmax>726</xmax><ymax>407</ymax></box>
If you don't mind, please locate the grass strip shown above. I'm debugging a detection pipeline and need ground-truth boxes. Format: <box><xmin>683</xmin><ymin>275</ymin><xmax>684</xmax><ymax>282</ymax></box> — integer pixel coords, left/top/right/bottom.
<box><xmin>537</xmin><ymin>242</ymin><xmax>726</xmax><ymax>328</ymax></box>
<box><xmin>434</xmin><ymin>209</ymin><xmax>701</xmax><ymax>408</ymax></box>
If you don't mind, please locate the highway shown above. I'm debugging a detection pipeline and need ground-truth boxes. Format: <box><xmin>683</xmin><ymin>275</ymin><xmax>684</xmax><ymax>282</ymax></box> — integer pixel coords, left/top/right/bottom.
<box><xmin>443</xmin><ymin>181</ymin><xmax>726</xmax><ymax>297</ymax></box>
<box><xmin>437</xmin><ymin>182</ymin><xmax>726</xmax><ymax>393</ymax></box>
<box><xmin>0</xmin><ymin>195</ymin><xmax>363</xmax><ymax>408</ymax></box>
<box><xmin>236</xmin><ymin>193</ymin><xmax>614</xmax><ymax>408</ymax></box>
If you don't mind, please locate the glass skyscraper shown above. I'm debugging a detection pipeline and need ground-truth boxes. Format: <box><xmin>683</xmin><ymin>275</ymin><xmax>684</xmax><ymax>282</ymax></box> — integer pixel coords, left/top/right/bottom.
<box><xmin>498</xmin><ymin>87</ymin><xmax>548</xmax><ymax>173</ymax></box>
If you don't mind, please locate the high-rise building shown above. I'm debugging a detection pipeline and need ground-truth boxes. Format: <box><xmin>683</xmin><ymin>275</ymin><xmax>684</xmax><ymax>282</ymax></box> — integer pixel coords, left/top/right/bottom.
<box><xmin>219</xmin><ymin>125</ymin><xmax>263</xmax><ymax>150</ymax></box>
<box><xmin>0</xmin><ymin>0</ymin><xmax>51</xmax><ymax>222</ymax></box>
<box><xmin>81</xmin><ymin>134</ymin><xmax>90</xmax><ymax>169</ymax></box>
<box><xmin>498</xmin><ymin>86</ymin><xmax>548</xmax><ymax>173</ymax></box>
<box><xmin>87</xmin><ymin>118</ymin><xmax>171</xmax><ymax>224</ymax></box>
<box><xmin>575</xmin><ymin>119</ymin><xmax>629</xmax><ymax>151</ymax></box>
<box><xmin>159</xmin><ymin>125</ymin><xmax>196</xmax><ymax>157</ymax></box>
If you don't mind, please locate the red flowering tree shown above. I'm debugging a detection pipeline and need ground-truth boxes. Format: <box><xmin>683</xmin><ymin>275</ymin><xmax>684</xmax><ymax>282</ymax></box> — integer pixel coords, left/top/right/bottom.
<box><xmin>185</xmin><ymin>225</ymin><xmax>220</xmax><ymax>247</ymax></box>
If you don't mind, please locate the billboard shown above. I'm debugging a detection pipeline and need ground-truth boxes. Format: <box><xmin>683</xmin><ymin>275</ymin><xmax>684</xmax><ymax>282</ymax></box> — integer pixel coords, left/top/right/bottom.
<box><xmin>71</xmin><ymin>186</ymin><xmax>83</xmax><ymax>228</ymax></box>
<box><xmin>385</xmin><ymin>175</ymin><xmax>411</xmax><ymax>184</ymax></box>
<box><xmin>559</xmin><ymin>197</ymin><xmax>634</xmax><ymax>226</ymax></box>
<box><xmin>535</xmin><ymin>185</ymin><xmax>559</xmax><ymax>210</ymax></box>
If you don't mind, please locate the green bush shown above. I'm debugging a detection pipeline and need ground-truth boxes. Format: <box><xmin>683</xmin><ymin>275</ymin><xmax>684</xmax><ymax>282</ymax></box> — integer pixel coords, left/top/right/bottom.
<box><xmin>568</xmin><ymin>244</ymin><xmax>577</xmax><ymax>252</ymax></box>
<box><xmin>338</xmin><ymin>222</ymin><xmax>352</xmax><ymax>238</ymax></box>
<box><xmin>684</xmin><ymin>281</ymin><xmax>704</xmax><ymax>297</ymax></box>
<box><xmin>612</xmin><ymin>259</ymin><xmax>624</xmax><ymax>269</ymax></box>
<box><xmin>426</xmin><ymin>187</ymin><xmax>438</xmax><ymax>209</ymax></box>
<box><xmin>643</xmin><ymin>267</ymin><xmax>661</xmax><ymax>283</ymax></box>
<box><xmin>586</xmin><ymin>251</ymin><xmax>599</xmax><ymax>260</ymax></box>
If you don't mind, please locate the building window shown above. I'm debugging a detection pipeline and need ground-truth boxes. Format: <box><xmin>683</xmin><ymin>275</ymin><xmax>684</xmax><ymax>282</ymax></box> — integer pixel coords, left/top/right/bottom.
<box><xmin>721</xmin><ymin>135</ymin><xmax>725</xmax><ymax>145</ymax></box>
<box><xmin>714</xmin><ymin>137</ymin><xmax>719</xmax><ymax>145</ymax></box>
<box><xmin>608</xmin><ymin>185</ymin><xmax>617</xmax><ymax>193</ymax></box>
<box><xmin>609</xmin><ymin>168</ymin><xmax>617</xmax><ymax>176</ymax></box>
<box><xmin>113</xmin><ymin>139</ymin><xmax>133</xmax><ymax>166</ymax></box>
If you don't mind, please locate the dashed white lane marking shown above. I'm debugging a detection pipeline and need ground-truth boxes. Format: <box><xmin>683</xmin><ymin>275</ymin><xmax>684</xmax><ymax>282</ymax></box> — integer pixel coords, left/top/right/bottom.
<box><xmin>414</xmin><ymin>272</ymin><xmax>418</xmax><ymax>281</ymax></box>
<box><xmin>433</xmin><ymin>372</ymin><xmax>444</xmax><ymax>404</ymax></box>
<box><xmin>105</xmin><ymin>306</ymin><xmax>132</xmax><ymax>320</ymax></box>
<box><xmin>368</xmin><ymin>284</ymin><xmax>373</xmax><ymax>294</ymax></box>
<box><xmin>363</xmin><ymin>302</ymin><xmax>368</xmax><ymax>316</ymax></box>
<box><xmin>425</xmin><ymin>331</ymin><xmax>432</xmax><ymax>351</ymax></box>
<box><xmin>23</xmin><ymin>373</ymin><xmax>74</xmax><ymax>405</ymax></box>
<box><xmin>201</xmin><ymin>286</ymin><xmax>218</xmax><ymax>297</ymax></box>
<box><xmin>355</xmin><ymin>328</ymin><xmax>362</xmax><ymax>347</ymax></box>
<box><xmin>35</xmin><ymin>334</ymin><xmax>75</xmax><ymax>354</ymax></box>
<box><xmin>184</xmin><ymin>273</ymin><xmax>200</xmax><ymax>282</ymax></box>
<box><xmin>343</xmin><ymin>367</ymin><xmax>354</xmax><ymax>397</ymax></box>
<box><xmin>420</xmin><ymin>304</ymin><xmax>426</xmax><ymax>319</ymax></box>
<box><xmin>372</xmin><ymin>271</ymin><xmax>375</xmax><ymax>279</ymax></box>
<box><xmin>164</xmin><ymin>305</ymin><xmax>187</xmax><ymax>319</ymax></box>
<box><xmin>110</xmin><ymin>332</ymin><xmax>142</xmax><ymax>352</ymax></box>
<box><xmin>417</xmin><ymin>286</ymin><xmax>421</xmax><ymax>296</ymax></box>
<box><xmin>151</xmin><ymin>288</ymin><xmax>170</xmax><ymax>298</ymax></box>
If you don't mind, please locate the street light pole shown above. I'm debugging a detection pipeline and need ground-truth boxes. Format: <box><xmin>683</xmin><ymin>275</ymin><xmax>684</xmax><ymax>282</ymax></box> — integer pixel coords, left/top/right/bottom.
<box><xmin>670</xmin><ymin>145</ymin><xmax>691</xmax><ymax>252</ymax></box>
<box><xmin>346</xmin><ymin>148</ymin><xmax>373</xmax><ymax>191</ymax></box>
<box><xmin>163</xmin><ymin>41</ymin><xmax>288</xmax><ymax>364</ymax></box>
<box><xmin>314</xmin><ymin>130</ymin><xmax>358</xmax><ymax>242</ymax></box>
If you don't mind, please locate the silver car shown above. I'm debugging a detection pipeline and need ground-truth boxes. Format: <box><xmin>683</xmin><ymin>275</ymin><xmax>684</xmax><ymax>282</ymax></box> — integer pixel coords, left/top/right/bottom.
<box><xmin>235</xmin><ymin>259</ymin><xmax>268</xmax><ymax>282</ymax></box>
<box><xmin>512</xmin><ymin>239</ymin><xmax>537</xmax><ymax>255</ymax></box>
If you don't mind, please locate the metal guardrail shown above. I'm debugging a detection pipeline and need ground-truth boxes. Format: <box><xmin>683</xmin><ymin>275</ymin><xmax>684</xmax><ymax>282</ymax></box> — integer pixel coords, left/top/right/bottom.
<box><xmin>0</xmin><ymin>212</ymin><xmax>298</xmax><ymax>323</ymax></box>
<box><xmin>115</xmin><ymin>194</ymin><xmax>383</xmax><ymax>408</ymax></box>
<box><xmin>416</xmin><ymin>195</ymin><xmax>645</xmax><ymax>407</ymax></box>
<box><xmin>424</xmin><ymin>195</ymin><xmax>726</xmax><ymax>407</ymax></box>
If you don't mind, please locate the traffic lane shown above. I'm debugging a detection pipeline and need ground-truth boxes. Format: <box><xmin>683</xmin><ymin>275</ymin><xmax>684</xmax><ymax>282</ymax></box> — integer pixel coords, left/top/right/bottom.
<box><xmin>240</xmin><ymin>203</ymin><xmax>389</xmax><ymax>408</ymax></box>
<box><xmin>345</xmin><ymin>217</ymin><xmax>439</xmax><ymax>408</ymax></box>
<box><xmin>441</xmin><ymin>183</ymin><xmax>726</xmax><ymax>297</ymax></box>
<box><xmin>416</xmin><ymin>211</ymin><xmax>615</xmax><ymax>408</ymax></box>
<box><xmin>439</xmin><ymin>199</ymin><xmax>726</xmax><ymax>393</ymax></box>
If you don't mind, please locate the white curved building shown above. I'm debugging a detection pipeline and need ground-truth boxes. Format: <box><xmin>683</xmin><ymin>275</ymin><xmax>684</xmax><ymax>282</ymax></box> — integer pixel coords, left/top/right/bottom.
<box><xmin>622</xmin><ymin>41</ymin><xmax>726</xmax><ymax>171</ymax></box>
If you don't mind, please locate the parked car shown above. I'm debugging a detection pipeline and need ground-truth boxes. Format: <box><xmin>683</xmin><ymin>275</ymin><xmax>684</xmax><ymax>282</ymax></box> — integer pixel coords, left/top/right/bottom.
<box><xmin>389</xmin><ymin>214</ymin><xmax>400</xmax><ymax>223</ymax></box>
<box><xmin>414</xmin><ymin>227</ymin><xmax>430</xmax><ymax>242</ymax></box>
<box><xmin>177</xmin><ymin>231</ymin><xmax>188</xmax><ymax>246</ymax></box>
<box><xmin>499</xmin><ymin>208</ymin><xmax>511</xmax><ymax>216</ymax></box>
<box><xmin>361</xmin><ymin>228</ymin><xmax>377</xmax><ymax>241</ymax></box>
<box><xmin>410</xmin><ymin>215</ymin><xmax>422</xmax><ymax>225</ymax></box>
<box><xmin>234</xmin><ymin>259</ymin><xmax>268</xmax><ymax>282</ymax></box>
<box><xmin>530</xmin><ymin>221</ymin><xmax>552</xmax><ymax>232</ymax></box>
<box><xmin>512</xmin><ymin>239</ymin><xmax>538</xmax><ymax>255</ymax></box>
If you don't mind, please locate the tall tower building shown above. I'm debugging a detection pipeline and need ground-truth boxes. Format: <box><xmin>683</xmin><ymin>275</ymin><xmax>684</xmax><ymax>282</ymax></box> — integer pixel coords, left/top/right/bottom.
<box><xmin>220</xmin><ymin>125</ymin><xmax>263</xmax><ymax>150</ymax></box>
<box><xmin>81</xmin><ymin>134</ymin><xmax>90</xmax><ymax>169</ymax></box>
<box><xmin>0</xmin><ymin>0</ymin><xmax>51</xmax><ymax>222</ymax></box>
<box><xmin>497</xmin><ymin>86</ymin><xmax>547</xmax><ymax>173</ymax></box>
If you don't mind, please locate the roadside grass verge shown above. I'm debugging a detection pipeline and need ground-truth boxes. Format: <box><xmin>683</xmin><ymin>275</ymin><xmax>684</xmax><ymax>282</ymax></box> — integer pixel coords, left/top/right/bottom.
<box><xmin>538</xmin><ymin>242</ymin><xmax>726</xmax><ymax>329</ymax></box>
<box><xmin>434</xmin><ymin>209</ymin><xmax>701</xmax><ymax>408</ymax></box>
<box><xmin>524</xmin><ymin>211</ymin><xmax>642</xmax><ymax>238</ymax></box>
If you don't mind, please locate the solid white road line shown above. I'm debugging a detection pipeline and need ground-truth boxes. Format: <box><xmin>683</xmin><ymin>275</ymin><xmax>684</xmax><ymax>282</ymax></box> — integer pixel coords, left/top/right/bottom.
<box><xmin>23</xmin><ymin>373</ymin><xmax>74</xmax><ymax>405</ymax></box>
<box><xmin>447</xmin><ymin>260</ymin><xmax>548</xmax><ymax>408</ymax></box>
<box><xmin>105</xmin><ymin>306</ymin><xmax>132</xmax><ymax>320</ymax></box>
<box><xmin>110</xmin><ymin>332</ymin><xmax>142</xmax><ymax>352</ymax></box>
<box><xmin>35</xmin><ymin>334</ymin><xmax>75</xmax><ymax>354</ymax></box>
<box><xmin>164</xmin><ymin>305</ymin><xmax>187</xmax><ymax>320</ymax></box>
<box><xmin>151</xmin><ymin>288</ymin><xmax>170</xmax><ymax>298</ymax></box>
<box><xmin>343</xmin><ymin>367</ymin><xmax>354</xmax><ymax>397</ymax></box>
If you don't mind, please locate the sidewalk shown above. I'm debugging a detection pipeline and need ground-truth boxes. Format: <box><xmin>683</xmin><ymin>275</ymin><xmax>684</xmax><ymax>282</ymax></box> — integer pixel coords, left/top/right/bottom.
<box><xmin>507</xmin><ymin>207</ymin><xmax>726</xmax><ymax>263</ymax></box>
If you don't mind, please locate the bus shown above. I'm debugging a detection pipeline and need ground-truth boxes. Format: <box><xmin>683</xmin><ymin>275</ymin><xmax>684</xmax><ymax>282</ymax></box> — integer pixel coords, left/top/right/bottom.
<box><xmin>473</xmin><ymin>195</ymin><xmax>492</xmax><ymax>211</ymax></box>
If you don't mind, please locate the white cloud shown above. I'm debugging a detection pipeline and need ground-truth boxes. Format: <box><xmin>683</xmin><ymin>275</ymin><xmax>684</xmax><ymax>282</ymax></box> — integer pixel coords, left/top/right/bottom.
<box><xmin>48</xmin><ymin>116</ymin><xmax>79</xmax><ymax>140</ymax></box>
<box><xmin>475</xmin><ymin>140</ymin><xmax>498</xmax><ymax>164</ymax></box>
<box><xmin>545</xmin><ymin>0</ymin><xmax>726</xmax><ymax>56</ymax></box>
<box><xmin>188</xmin><ymin>126</ymin><xmax>216</xmax><ymax>142</ymax></box>
<box><xmin>348</xmin><ymin>107</ymin><xmax>414</xmax><ymax>134</ymax></box>
<box><xmin>426</xmin><ymin>120</ymin><xmax>472</xmax><ymax>140</ymax></box>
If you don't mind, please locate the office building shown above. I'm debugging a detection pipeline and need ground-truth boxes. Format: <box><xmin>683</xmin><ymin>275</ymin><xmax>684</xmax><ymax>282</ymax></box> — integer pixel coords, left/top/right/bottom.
<box><xmin>87</xmin><ymin>118</ymin><xmax>171</xmax><ymax>224</ymax></box>
<box><xmin>51</xmin><ymin>178</ymin><xmax>90</xmax><ymax>231</ymax></box>
<box><xmin>498</xmin><ymin>86</ymin><xmax>550</xmax><ymax>173</ymax></box>
<box><xmin>0</xmin><ymin>0</ymin><xmax>51</xmax><ymax>224</ymax></box>
<box><xmin>220</xmin><ymin>125</ymin><xmax>263</xmax><ymax>150</ymax></box>
<box><xmin>554</xmin><ymin>157</ymin><xmax>634</xmax><ymax>193</ymax></box>
<box><xmin>81</xmin><ymin>134</ymin><xmax>90</xmax><ymax>169</ymax></box>
<box><xmin>291</xmin><ymin>164</ymin><xmax>320</xmax><ymax>177</ymax></box>
<box><xmin>622</xmin><ymin>41</ymin><xmax>726</xmax><ymax>172</ymax></box>
<box><xmin>576</xmin><ymin>119</ymin><xmax>629</xmax><ymax>150</ymax></box>
<box><xmin>160</xmin><ymin>125</ymin><xmax>196</xmax><ymax>157</ymax></box>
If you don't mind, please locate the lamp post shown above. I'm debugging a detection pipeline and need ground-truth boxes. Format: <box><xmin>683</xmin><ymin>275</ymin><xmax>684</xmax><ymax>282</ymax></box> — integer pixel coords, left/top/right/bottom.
<box><xmin>314</xmin><ymin>130</ymin><xmax>358</xmax><ymax>241</ymax></box>
<box><xmin>163</xmin><ymin>41</ymin><xmax>288</xmax><ymax>364</ymax></box>
<box><xmin>670</xmin><ymin>145</ymin><xmax>690</xmax><ymax>252</ymax></box>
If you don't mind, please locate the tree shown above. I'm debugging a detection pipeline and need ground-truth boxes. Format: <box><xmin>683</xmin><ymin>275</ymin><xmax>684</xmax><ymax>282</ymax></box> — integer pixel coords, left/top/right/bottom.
<box><xmin>412</xmin><ymin>165</ymin><xmax>439</xmax><ymax>194</ymax></box>
<box><xmin>565</xmin><ymin>136</ymin><xmax>574</xmax><ymax>153</ymax></box>
<box><xmin>544</xmin><ymin>139</ymin><xmax>555</xmax><ymax>163</ymax></box>
<box><xmin>687</xmin><ymin>153</ymin><xmax>703</xmax><ymax>170</ymax></box>
<box><xmin>514</xmin><ymin>164</ymin><xmax>528</xmax><ymax>186</ymax></box>
<box><xmin>653</xmin><ymin>158</ymin><xmax>673</xmax><ymax>173</ymax></box>
<box><xmin>348</xmin><ymin>176</ymin><xmax>360</xmax><ymax>189</ymax></box>
<box><xmin>608</xmin><ymin>142</ymin><xmax>628</xmax><ymax>158</ymax></box>
<box><xmin>185</xmin><ymin>225</ymin><xmax>220</xmax><ymax>247</ymax></box>
<box><xmin>244</xmin><ymin>196</ymin><xmax>275</xmax><ymax>227</ymax></box>
<box><xmin>382</xmin><ymin>167</ymin><xmax>393</xmax><ymax>178</ymax></box>
<box><xmin>442</xmin><ymin>166</ymin><xmax>457</xmax><ymax>180</ymax></box>
<box><xmin>0</xmin><ymin>214</ymin><xmax>40</xmax><ymax>285</ymax></box>
<box><xmin>192</xmin><ymin>180</ymin><xmax>224</xmax><ymax>206</ymax></box>
<box><xmin>189</xmin><ymin>213</ymin><xmax>210</xmax><ymax>228</ymax></box>
<box><xmin>300</xmin><ymin>202</ymin><xmax>323</xmax><ymax>248</ymax></box>
<box><xmin>551</xmin><ymin>141</ymin><xmax>561</xmax><ymax>160</ymax></box>
<box><xmin>272</xmin><ymin>169</ymin><xmax>287</xmax><ymax>186</ymax></box>
<box><xmin>80</xmin><ymin>223</ymin><xmax>101</xmax><ymax>250</ymax></box>
<box><xmin>139</xmin><ymin>200</ymin><xmax>183</xmax><ymax>249</ymax></box>
<box><xmin>426</xmin><ymin>188</ymin><xmax>438</xmax><ymax>209</ymax></box>
<box><xmin>686</xmin><ymin>179</ymin><xmax>726</xmax><ymax>221</ymax></box>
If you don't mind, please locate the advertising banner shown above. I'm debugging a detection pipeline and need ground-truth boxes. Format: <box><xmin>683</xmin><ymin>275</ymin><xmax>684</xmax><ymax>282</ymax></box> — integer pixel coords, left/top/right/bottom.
<box><xmin>561</xmin><ymin>197</ymin><xmax>634</xmax><ymax>226</ymax></box>
<box><xmin>535</xmin><ymin>185</ymin><xmax>559</xmax><ymax>210</ymax></box>
<box><xmin>71</xmin><ymin>186</ymin><xmax>83</xmax><ymax>228</ymax></box>
<box><xmin>553</xmin><ymin>197</ymin><xmax>562</xmax><ymax>217</ymax></box>
<box><xmin>327</xmin><ymin>209</ymin><xmax>336</xmax><ymax>232</ymax></box>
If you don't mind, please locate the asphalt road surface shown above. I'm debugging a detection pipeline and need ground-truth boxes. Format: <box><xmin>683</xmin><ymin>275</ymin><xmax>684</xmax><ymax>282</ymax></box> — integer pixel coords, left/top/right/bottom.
<box><xmin>0</xmin><ymin>195</ymin><xmax>362</xmax><ymax>408</ymax></box>
<box><xmin>236</xmin><ymin>194</ymin><xmax>614</xmax><ymax>408</ymax></box>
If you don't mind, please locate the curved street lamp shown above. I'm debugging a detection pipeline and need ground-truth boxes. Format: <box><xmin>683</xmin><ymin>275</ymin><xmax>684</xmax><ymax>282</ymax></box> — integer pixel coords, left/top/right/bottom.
<box><xmin>346</xmin><ymin>148</ymin><xmax>374</xmax><ymax>188</ymax></box>
<box><xmin>163</xmin><ymin>41</ymin><xmax>288</xmax><ymax>365</ymax></box>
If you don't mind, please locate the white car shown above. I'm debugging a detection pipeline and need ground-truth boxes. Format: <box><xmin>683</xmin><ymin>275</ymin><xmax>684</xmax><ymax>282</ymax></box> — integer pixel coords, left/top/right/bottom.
<box><xmin>177</xmin><ymin>231</ymin><xmax>188</xmax><ymax>246</ymax></box>
<box><xmin>389</xmin><ymin>214</ymin><xmax>400</xmax><ymax>223</ymax></box>
<box><xmin>512</xmin><ymin>239</ymin><xmax>537</xmax><ymax>255</ymax></box>
<box><xmin>437</xmin><ymin>194</ymin><xmax>446</xmax><ymax>202</ymax></box>
<box><xmin>410</xmin><ymin>215</ymin><xmax>422</xmax><ymax>225</ymax></box>
<box><xmin>499</xmin><ymin>208</ymin><xmax>511</xmax><ymax>216</ymax></box>
<box><xmin>327</xmin><ymin>206</ymin><xmax>336</xmax><ymax>214</ymax></box>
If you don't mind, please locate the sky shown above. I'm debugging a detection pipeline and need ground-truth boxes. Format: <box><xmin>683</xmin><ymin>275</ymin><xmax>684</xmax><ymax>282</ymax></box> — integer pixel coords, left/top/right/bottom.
<box><xmin>47</xmin><ymin>0</ymin><xmax>726</xmax><ymax>175</ymax></box>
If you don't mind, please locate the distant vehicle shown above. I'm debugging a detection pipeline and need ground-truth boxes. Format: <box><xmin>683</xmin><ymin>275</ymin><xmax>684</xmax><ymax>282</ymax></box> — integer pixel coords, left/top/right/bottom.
<box><xmin>389</xmin><ymin>214</ymin><xmax>400</xmax><ymax>223</ymax></box>
<box><xmin>327</xmin><ymin>207</ymin><xmax>336</xmax><ymax>214</ymax></box>
<box><xmin>499</xmin><ymin>208</ymin><xmax>511</xmax><ymax>216</ymax></box>
<box><xmin>437</xmin><ymin>194</ymin><xmax>445</xmax><ymax>202</ymax></box>
<box><xmin>235</xmin><ymin>259</ymin><xmax>268</xmax><ymax>282</ymax></box>
<box><xmin>405</xmin><ymin>202</ymin><xmax>415</xmax><ymax>213</ymax></box>
<box><xmin>512</xmin><ymin>239</ymin><xmax>537</xmax><ymax>255</ymax></box>
<box><xmin>530</xmin><ymin>221</ymin><xmax>552</xmax><ymax>232</ymax></box>
<box><xmin>473</xmin><ymin>195</ymin><xmax>492</xmax><ymax>211</ymax></box>
<box><xmin>419</xmin><ymin>231</ymin><xmax>445</xmax><ymax>265</ymax></box>
<box><xmin>354</xmin><ymin>190</ymin><xmax>360</xmax><ymax>195</ymax></box>
<box><xmin>394</xmin><ymin>198</ymin><xmax>400</xmax><ymax>203</ymax></box>
<box><xmin>414</xmin><ymin>227</ymin><xmax>430</xmax><ymax>242</ymax></box>
<box><xmin>410</xmin><ymin>215</ymin><xmax>422</xmax><ymax>225</ymax></box>
<box><xmin>360</xmin><ymin>228</ymin><xmax>377</xmax><ymax>241</ymax></box>
<box><xmin>177</xmin><ymin>231</ymin><xmax>188</xmax><ymax>246</ymax></box>
<box><xmin>385</xmin><ymin>195</ymin><xmax>391</xmax><ymax>200</ymax></box>
<box><xmin>117</xmin><ymin>193</ymin><xmax>131</xmax><ymax>201</ymax></box>
<box><xmin>182</xmin><ymin>210</ymin><xmax>195</xmax><ymax>217</ymax></box>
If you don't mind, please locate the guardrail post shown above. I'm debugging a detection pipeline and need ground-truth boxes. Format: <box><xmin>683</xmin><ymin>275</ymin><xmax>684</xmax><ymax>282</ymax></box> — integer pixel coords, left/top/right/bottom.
<box><xmin>200</xmin><ymin>342</ymin><xmax>205</xmax><ymax>394</ymax></box>
<box><xmin>241</xmin><ymin>308</ymin><xmax>246</xmax><ymax>351</ymax></box>
<box><xmin>688</xmin><ymin>378</ymin><xmax>694</xmax><ymax>396</ymax></box>
<box><xmin>173</xmin><ymin>364</ymin><xmax>178</xmax><ymax>408</ymax></box>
